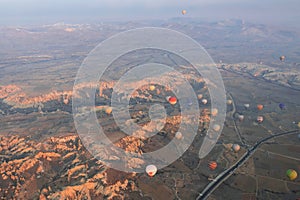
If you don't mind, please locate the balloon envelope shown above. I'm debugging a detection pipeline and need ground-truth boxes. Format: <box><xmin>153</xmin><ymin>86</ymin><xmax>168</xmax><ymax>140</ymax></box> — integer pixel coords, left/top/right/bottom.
<box><xmin>105</xmin><ymin>107</ymin><xmax>112</xmax><ymax>114</ymax></box>
<box><xmin>146</xmin><ymin>165</ymin><xmax>157</xmax><ymax>177</ymax></box>
<box><xmin>168</xmin><ymin>96</ymin><xmax>177</xmax><ymax>105</ymax></box>
<box><xmin>202</xmin><ymin>99</ymin><xmax>208</xmax><ymax>105</ymax></box>
<box><xmin>238</xmin><ymin>115</ymin><xmax>244</xmax><ymax>121</ymax></box>
<box><xmin>197</xmin><ymin>94</ymin><xmax>203</xmax><ymax>99</ymax></box>
<box><xmin>149</xmin><ymin>85</ymin><xmax>155</xmax><ymax>91</ymax></box>
<box><xmin>280</xmin><ymin>55</ymin><xmax>285</xmax><ymax>61</ymax></box>
<box><xmin>211</xmin><ymin>108</ymin><xmax>218</xmax><ymax>116</ymax></box>
<box><xmin>182</xmin><ymin>10</ymin><xmax>187</xmax><ymax>15</ymax></box>
<box><xmin>286</xmin><ymin>169</ymin><xmax>297</xmax><ymax>181</ymax></box>
<box><xmin>232</xmin><ymin>144</ymin><xmax>241</xmax><ymax>152</ymax></box>
<box><xmin>257</xmin><ymin>116</ymin><xmax>264</xmax><ymax>123</ymax></box>
<box><xmin>208</xmin><ymin>161</ymin><xmax>217</xmax><ymax>170</ymax></box>
<box><xmin>175</xmin><ymin>132</ymin><xmax>183</xmax><ymax>140</ymax></box>
<box><xmin>244</xmin><ymin>104</ymin><xmax>250</xmax><ymax>109</ymax></box>
<box><xmin>257</xmin><ymin>104</ymin><xmax>264</xmax><ymax>111</ymax></box>
<box><xmin>279</xmin><ymin>103</ymin><xmax>285</xmax><ymax>110</ymax></box>
<box><xmin>213</xmin><ymin>124</ymin><xmax>221</xmax><ymax>132</ymax></box>
<box><xmin>227</xmin><ymin>100</ymin><xmax>233</xmax><ymax>105</ymax></box>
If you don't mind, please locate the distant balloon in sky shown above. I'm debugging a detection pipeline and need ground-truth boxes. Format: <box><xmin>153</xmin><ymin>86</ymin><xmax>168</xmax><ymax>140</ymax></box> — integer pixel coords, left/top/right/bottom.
<box><xmin>146</xmin><ymin>165</ymin><xmax>157</xmax><ymax>177</ymax></box>
<box><xmin>286</xmin><ymin>169</ymin><xmax>297</xmax><ymax>181</ymax></box>
<box><xmin>149</xmin><ymin>85</ymin><xmax>155</xmax><ymax>91</ymax></box>
<box><xmin>105</xmin><ymin>107</ymin><xmax>112</xmax><ymax>115</ymax></box>
<box><xmin>280</xmin><ymin>55</ymin><xmax>285</xmax><ymax>62</ymax></box>
<box><xmin>182</xmin><ymin>10</ymin><xmax>187</xmax><ymax>15</ymax></box>
<box><xmin>244</xmin><ymin>104</ymin><xmax>250</xmax><ymax>109</ymax></box>
<box><xmin>213</xmin><ymin>124</ymin><xmax>221</xmax><ymax>132</ymax></box>
<box><xmin>232</xmin><ymin>144</ymin><xmax>241</xmax><ymax>152</ymax></box>
<box><xmin>227</xmin><ymin>100</ymin><xmax>233</xmax><ymax>105</ymax></box>
<box><xmin>167</xmin><ymin>96</ymin><xmax>177</xmax><ymax>105</ymax></box>
<box><xmin>208</xmin><ymin>161</ymin><xmax>217</xmax><ymax>170</ymax></box>
<box><xmin>257</xmin><ymin>116</ymin><xmax>264</xmax><ymax>123</ymax></box>
<box><xmin>175</xmin><ymin>132</ymin><xmax>183</xmax><ymax>140</ymax></box>
<box><xmin>279</xmin><ymin>103</ymin><xmax>285</xmax><ymax>110</ymax></box>
<box><xmin>238</xmin><ymin>114</ymin><xmax>245</xmax><ymax>122</ymax></box>
<box><xmin>211</xmin><ymin>108</ymin><xmax>218</xmax><ymax>117</ymax></box>
<box><xmin>257</xmin><ymin>104</ymin><xmax>264</xmax><ymax>111</ymax></box>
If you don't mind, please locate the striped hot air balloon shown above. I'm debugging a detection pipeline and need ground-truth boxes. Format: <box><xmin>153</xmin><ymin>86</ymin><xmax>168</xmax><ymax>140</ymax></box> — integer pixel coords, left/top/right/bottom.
<box><xmin>208</xmin><ymin>161</ymin><xmax>217</xmax><ymax>170</ymax></box>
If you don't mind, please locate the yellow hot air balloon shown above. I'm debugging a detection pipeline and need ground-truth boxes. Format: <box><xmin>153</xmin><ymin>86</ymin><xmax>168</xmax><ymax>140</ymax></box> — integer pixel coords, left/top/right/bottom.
<box><xmin>146</xmin><ymin>165</ymin><xmax>157</xmax><ymax>177</ymax></box>
<box><xmin>149</xmin><ymin>85</ymin><xmax>155</xmax><ymax>91</ymax></box>
<box><xmin>286</xmin><ymin>169</ymin><xmax>297</xmax><ymax>181</ymax></box>
<box><xmin>182</xmin><ymin>10</ymin><xmax>187</xmax><ymax>15</ymax></box>
<box><xmin>298</xmin><ymin>122</ymin><xmax>300</xmax><ymax>128</ymax></box>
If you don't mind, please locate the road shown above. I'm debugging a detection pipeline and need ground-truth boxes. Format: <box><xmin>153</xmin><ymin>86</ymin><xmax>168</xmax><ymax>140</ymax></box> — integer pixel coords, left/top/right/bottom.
<box><xmin>196</xmin><ymin>129</ymin><xmax>299</xmax><ymax>200</ymax></box>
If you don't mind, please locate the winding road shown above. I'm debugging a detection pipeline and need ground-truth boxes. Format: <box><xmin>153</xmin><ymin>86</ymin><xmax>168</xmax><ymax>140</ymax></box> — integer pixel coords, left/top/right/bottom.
<box><xmin>196</xmin><ymin>129</ymin><xmax>299</xmax><ymax>200</ymax></box>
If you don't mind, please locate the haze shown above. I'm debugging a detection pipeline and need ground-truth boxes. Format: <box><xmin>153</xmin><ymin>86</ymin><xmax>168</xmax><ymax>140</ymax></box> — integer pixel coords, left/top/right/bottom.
<box><xmin>0</xmin><ymin>0</ymin><xmax>299</xmax><ymax>28</ymax></box>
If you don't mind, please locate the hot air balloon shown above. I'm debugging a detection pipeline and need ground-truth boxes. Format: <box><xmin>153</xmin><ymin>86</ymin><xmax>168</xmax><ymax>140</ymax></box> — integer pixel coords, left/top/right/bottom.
<box><xmin>280</xmin><ymin>55</ymin><xmax>285</xmax><ymax>62</ymax></box>
<box><xmin>202</xmin><ymin>99</ymin><xmax>208</xmax><ymax>105</ymax></box>
<box><xmin>238</xmin><ymin>115</ymin><xmax>245</xmax><ymax>122</ymax></box>
<box><xmin>227</xmin><ymin>100</ymin><xmax>233</xmax><ymax>105</ymax></box>
<box><xmin>298</xmin><ymin>122</ymin><xmax>300</xmax><ymax>128</ymax></box>
<box><xmin>279</xmin><ymin>103</ymin><xmax>285</xmax><ymax>110</ymax></box>
<box><xmin>197</xmin><ymin>94</ymin><xmax>203</xmax><ymax>99</ymax></box>
<box><xmin>149</xmin><ymin>85</ymin><xmax>155</xmax><ymax>91</ymax></box>
<box><xmin>257</xmin><ymin>116</ymin><xmax>264</xmax><ymax>123</ymax></box>
<box><xmin>175</xmin><ymin>132</ymin><xmax>183</xmax><ymax>140</ymax></box>
<box><xmin>232</xmin><ymin>144</ymin><xmax>241</xmax><ymax>152</ymax></box>
<box><xmin>286</xmin><ymin>169</ymin><xmax>297</xmax><ymax>181</ymax></box>
<box><xmin>182</xmin><ymin>10</ymin><xmax>187</xmax><ymax>15</ymax></box>
<box><xmin>146</xmin><ymin>165</ymin><xmax>157</xmax><ymax>177</ymax></box>
<box><xmin>211</xmin><ymin>108</ymin><xmax>218</xmax><ymax>117</ymax></box>
<box><xmin>213</xmin><ymin>124</ymin><xmax>221</xmax><ymax>132</ymax></box>
<box><xmin>105</xmin><ymin>107</ymin><xmax>112</xmax><ymax>115</ymax></box>
<box><xmin>244</xmin><ymin>104</ymin><xmax>250</xmax><ymax>109</ymax></box>
<box><xmin>208</xmin><ymin>161</ymin><xmax>217</xmax><ymax>170</ymax></box>
<box><xmin>257</xmin><ymin>104</ymin><xmax>264</xmax><ymax>111</ymax></box>
<box><xmin>168</xmin><ymin>96</ymin><xmax>177</xmax><ymax>105</ymax></box>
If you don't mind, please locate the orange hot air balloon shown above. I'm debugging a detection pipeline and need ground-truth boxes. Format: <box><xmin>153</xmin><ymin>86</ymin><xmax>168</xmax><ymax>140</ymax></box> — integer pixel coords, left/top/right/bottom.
<box><xmin>168</xmin><ymin>96</ymin><xmax>177</xmax><ymax>105</ymax></box>
<box><xmin>208</xmin><ymin>161</ymin><xmax>217</xmax><ymax>170</ymax></box>
<box><xmin>105</xmin><ymin>107</ymin><xmax>112</xmax><ymax>115</ymax></box>
<box><xmin>182</xmin><ymin>10</ymin><xmax>187</xmax><ymax>15</ymax></box>
<box><xmin>257</xmin><ymin>104</ymin><xmax>264</xmax><ymax>111</ymax></box>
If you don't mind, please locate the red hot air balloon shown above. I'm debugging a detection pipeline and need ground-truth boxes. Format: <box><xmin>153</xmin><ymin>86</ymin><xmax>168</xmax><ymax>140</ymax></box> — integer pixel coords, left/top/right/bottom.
<box><xmin>168</xmin><ymin>96</ymin><xmax>177</xmax><ymax>105</ymax></box>
<box><xmin>257</xmin><ymin>104</ymin><xmax>264</xmax><ymax>111</ymax></box>
<box><xmin>208</xmin><ymin>161</ymin><xmax>217</xmax><ymax>170</ymax></box>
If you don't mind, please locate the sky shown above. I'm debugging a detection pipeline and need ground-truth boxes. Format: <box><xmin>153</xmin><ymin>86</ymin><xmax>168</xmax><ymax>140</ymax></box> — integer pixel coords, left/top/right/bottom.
<box><xmin>0</xmin><ymin>0</ymin><xmax>299</xmax><ymax>27</ymax></box>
